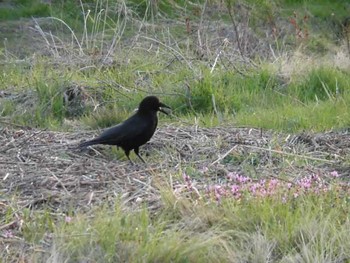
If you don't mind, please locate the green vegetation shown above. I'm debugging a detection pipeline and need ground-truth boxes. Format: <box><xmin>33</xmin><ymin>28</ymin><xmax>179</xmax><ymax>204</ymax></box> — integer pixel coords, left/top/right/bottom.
<box><xmin>3</xmin><ymin>178</ymin><xmax>349</xmax><ymax>262</ymax></box>
<box><xmin>0</xmin><ymin>0</ymin><xmax>50</xmax><ymax>21</ymax></box>
<box><xmin>0</xmin><ymin>0</ymin><xmax>350</xmax><ymax>261</ymax></box>
<box><xmin>1</xmin><ymin>60</ymin><xmax>349</xmax><ymax>131</ymax></box>
<box><xmin>0</xmin><ymin>0</ymin><xmax>349</xmax><ymax>131</ymax></box>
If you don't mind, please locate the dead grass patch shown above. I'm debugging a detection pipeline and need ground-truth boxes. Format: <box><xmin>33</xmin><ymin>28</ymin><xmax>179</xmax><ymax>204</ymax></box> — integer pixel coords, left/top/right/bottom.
<box><xmin>0</xmin><ymin>124</ymin><xmax>349</xmax><ymax>215</ymax></box>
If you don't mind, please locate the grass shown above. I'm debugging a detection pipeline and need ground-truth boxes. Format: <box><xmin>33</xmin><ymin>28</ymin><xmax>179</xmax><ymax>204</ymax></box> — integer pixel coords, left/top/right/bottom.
<box><xmin>0</xmin><ymin>0</ymin><xmax>50</xmax><ymax>21</ymax></box>
<box><xmin>1</xmin><ymin>0</ymin><xmax>350</xmax><ymax>261</ymax></box>
<box><xmin>3</xmin><ymin>176</ymin><xmax>348</xmax><ymax>262</ymax></box>
<box><xmin>235</xmin><ymin>96</ymin><xmax>350</xmax><ymax>131</ymax></box>
<box><xmin>1</xmin><ymin>58</ymin><xmax>349</xmax><ymax>131</ymax></box>
<box><xmin>50</xmin><ymin>203</ymin><xmax>229</xmax><ymax>262</ymax></box>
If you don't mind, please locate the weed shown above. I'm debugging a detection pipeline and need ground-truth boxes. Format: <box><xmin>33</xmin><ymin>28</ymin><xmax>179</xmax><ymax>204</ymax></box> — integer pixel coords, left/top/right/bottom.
<box><xmin>291</xmin><ymin>67</ymin><xmax>349</xmax><ymax>102</ymax></box>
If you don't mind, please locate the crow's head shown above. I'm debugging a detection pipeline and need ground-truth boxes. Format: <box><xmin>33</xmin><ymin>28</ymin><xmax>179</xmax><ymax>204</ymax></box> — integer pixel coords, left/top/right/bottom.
<box><xmin>138</xmin><ymin>96</ymin><xmax>171</xmax><ymax>115</ymax></box>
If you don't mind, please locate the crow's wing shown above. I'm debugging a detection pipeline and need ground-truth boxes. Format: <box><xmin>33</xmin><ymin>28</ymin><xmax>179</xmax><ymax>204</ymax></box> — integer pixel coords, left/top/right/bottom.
<box><xmin>93</xmin><ymin>113</ymin><xmax>150</xmax><ymax>145</ymax></box>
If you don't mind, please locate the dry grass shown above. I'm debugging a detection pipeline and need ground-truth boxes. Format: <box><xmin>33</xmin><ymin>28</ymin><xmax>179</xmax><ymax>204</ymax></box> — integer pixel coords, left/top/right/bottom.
<box><xmin>0</xmin><ymin>124</ymin><xmax>349</xmax><ymax>214</ymax></box>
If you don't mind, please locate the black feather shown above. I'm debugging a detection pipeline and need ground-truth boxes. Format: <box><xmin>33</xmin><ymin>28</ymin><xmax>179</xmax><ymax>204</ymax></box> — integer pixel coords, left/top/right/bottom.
<box><xmin>79</xmin><ymin>96</ymin><xmax>170</xmax><ymax>163</ymax></box>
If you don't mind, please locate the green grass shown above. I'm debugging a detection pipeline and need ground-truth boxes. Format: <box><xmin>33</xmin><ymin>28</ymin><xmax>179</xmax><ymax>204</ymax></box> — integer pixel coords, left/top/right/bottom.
<box><xmin>11</xmin><ymin>184</ymin><xmax>347</xmax><ymax>262</ymax></box>
<box><xmin>235</xmin><ymin>95</ymin><xmax>350</xmax><ymax>132</ymax></box>
<box><xmin>0</xmin><ymin>0</ymin><xmax>50</xmax><ymax>21</ymax></box>
<box><xmin>50</xmin><ymin>202</ymin><xmax>229</xmax><ymax>262</ymax></box>
<box><xmin>280</xmin><ymin>0</ymin><xmax>350</xmax><ymax>18</ymax></box>
<box><xmin>1</xmin><ymin>57</ymin><xmax>349</xmax><ymax>132</ymax></box>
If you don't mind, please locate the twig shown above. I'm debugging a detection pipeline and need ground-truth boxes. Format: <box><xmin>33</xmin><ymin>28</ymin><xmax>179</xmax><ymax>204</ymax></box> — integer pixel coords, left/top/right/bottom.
<box><xmin>140</xmin><ymin>36</ymin><xmax>194</xmax><ymax>71</ymax></box>
<box><xmin>197</xmin><ymin>0</ymin><xmax>208</xmax><ymax>52</ymax></box>
<box><xmin>47</xmin><ymin>168</ymin><xmax>70</xmax><ymax>195</ymax></box>
<box><xmin>225</xmin><ymin>1</ymin><xmax>244</xmax><ymax>57</ymax></box>
<box><xmin>210</xmin><ymin>145</ymin><xmax>238</xmax><ymax>166</ymax></box>
<box><xmin>210</xmin><ymin>50</ymin><xmax>222</xmax><ymax>73</ymax></box>
<box><xmin>0</xmin><ymin>221</ymin><xmax>17</xmax><ymax>231</ymax></box>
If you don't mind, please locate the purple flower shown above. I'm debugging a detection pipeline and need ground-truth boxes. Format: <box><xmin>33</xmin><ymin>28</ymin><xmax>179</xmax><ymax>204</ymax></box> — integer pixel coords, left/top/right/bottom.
<box><xmin>183</xmin><ymin>173</ymin><xmax>190</xmax><ymax>182</ymax></box>
<box><xmin>215</xmin><ymin>185</ymin><xmax>227</xmax><ymax>196</ymax></box>
<box><xmin>330</xmin><ymin>171</ymin><xmax>340</xmax><ymax>178</ymax></box>
<box><xmin>214</xmin><ymin>185</ymin><xmax>223</xmax><ymax>202</ymax></box>
<box><xmin>230</xmin><ymin>184</ymin><xmax>241</xmax><ymax>199</ymax></box>
<box><xmin>182</xmin><ymin>173</ymin><xmax>193</xmax><ymax>190</ymax></box>
<box><xmin>235</xmin><ymin>174</ymin><xmax>251</xmax><ymax>184</ymax></box>
<box><xmin>2</xmin><ymin>230</ymin><xmax>14</xmax><ymax>238</ymax></box>
<box><xmin>298</xmin><ymin>177</ymin><xmax>312</xmax><ymax>189</ymax></box>
<box><xmin>268</xmin><ymin>179</ymin><xmax>279</xmax><ymax>191</ymax></box>
<box><xmin>250</xmin><ymin>183</ymin><xmax>260</xmax><ymax>195</ymax></box>
<box><xmin>259</xmin><ymin>179</ymin><xmax>266</xmax><ymax>186</ymax></box>
<box><xmin>231</xmin><ymin>184</ymin><xmax>240</xmax><ymax>194</ymax></box>
<box><xmin>311</xmin><ymin>173</ymin><xmax>321</xmax><ymax>182</ymax></box>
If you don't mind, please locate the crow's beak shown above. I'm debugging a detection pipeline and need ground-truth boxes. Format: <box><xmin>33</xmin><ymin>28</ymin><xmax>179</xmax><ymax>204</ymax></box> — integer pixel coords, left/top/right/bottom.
<box><xmin>159</xmin><ymin>102</ymin><xmax>171</xmax><ymax>115</ymax></box>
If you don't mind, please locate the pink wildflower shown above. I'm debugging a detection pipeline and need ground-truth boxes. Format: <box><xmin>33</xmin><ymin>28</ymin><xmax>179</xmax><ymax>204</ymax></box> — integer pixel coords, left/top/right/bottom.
<box><xmin>268</xmin><ymin>179</ymin><xmax>279</xmax><ymax>191</ymax></box>
<box><xmin>298</xmin><ymin>177</ymin><xmax>312</xmax><ymax>189</ymax></box>
<box><xmin>231</xmin><ymin>184</ymin><xmax>239</xmax><ymax>193</ymax></box>
<box><xmin>330</xmin><ymin>171</ymin><xmax>340</xmax><ymax>178</ymax></box>
<box><xmin>230</xmin><ymin>184</ymin><xmax>241</xmax><ymax>199</ymax></box>
<box><xmin>259</xmin><ymin>179</ymin><xmax>266</xmax><ymax>186</ymax></box>
<box><xmin>183</xmin><ymin>173</ymin><xmax>190</xmax><ymax>182</ymax></box>
<box><xmin>2</xmin><ymin>230</ymin><xmax>13</xmax><ymax>238</ymax></box>
<box><xmin>214</xmin><ymin>185</ymin><xmax>223</xmax><ymax>203</ymax></box>
<box><xmin>183</xmin><ymin>173</ymin><xmax>193</xmax><ymax>190</ymax></box>
<box><xmin>235</xmin><ymin>174</ymin><xmax>251</xmax><ymax>184</ymax></box>
<box><xmin>250</xmin><ymin>183</ymin><xmax>260</xmax><ymax>195</ymax></box>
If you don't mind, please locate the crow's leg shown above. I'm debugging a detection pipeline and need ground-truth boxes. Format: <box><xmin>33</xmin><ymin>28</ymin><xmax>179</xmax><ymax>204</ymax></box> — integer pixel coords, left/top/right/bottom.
<box><xmin>124</xmin><ymin>149</ymin><xmax>134</xmax><ymax>165</ymax></box>
<box><xmin>134</xmin><ymin>147</ymin><xmax>146</xmax><ymax>163</ymax></box>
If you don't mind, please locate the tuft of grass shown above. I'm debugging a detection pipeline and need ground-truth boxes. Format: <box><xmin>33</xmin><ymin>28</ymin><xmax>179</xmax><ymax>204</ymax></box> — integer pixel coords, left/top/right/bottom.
<box><xmin>290</xmin><ymin>67</ymin><xmax>350</xmax><ymax>102</ymax></box>
<box><xmin>48</xmin><ymin>200</ymin><xmax>231</xmax><ymax>262</ymax></box>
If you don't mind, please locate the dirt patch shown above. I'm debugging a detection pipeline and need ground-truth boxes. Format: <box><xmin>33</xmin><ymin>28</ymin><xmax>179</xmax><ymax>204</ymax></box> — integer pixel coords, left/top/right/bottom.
<box><xmin>0</xmin><ymin>124</ymin><xmax>349</xmax><ymax>213</ymax></box>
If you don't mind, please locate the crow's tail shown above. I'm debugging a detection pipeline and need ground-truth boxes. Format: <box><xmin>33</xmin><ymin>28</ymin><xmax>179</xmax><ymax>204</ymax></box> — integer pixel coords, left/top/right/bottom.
<box><xmin>79</xmin><ymin>139</ymin><xmax>99</xmax><ymax>148</ymax></box>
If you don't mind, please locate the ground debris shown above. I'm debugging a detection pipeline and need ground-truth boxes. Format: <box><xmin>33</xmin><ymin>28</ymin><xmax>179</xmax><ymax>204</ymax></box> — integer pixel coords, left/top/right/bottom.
<box><xmin>0</xmin><ymin>125</ymin><xmax>349</xmax><ymax>212</ymax></box>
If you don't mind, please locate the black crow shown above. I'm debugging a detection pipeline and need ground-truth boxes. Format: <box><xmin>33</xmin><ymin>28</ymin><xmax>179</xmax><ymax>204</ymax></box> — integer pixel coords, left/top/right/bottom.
<box><xmin>79</xmin><ymin>96</ymin><xmax>170</xmax><ymax>163</ymax></box>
